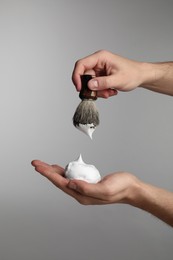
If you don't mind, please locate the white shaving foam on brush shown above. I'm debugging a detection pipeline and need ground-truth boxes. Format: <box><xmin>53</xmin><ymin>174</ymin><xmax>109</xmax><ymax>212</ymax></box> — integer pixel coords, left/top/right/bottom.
<box><xmin>76</xmin><ymin>123</ymin><xmax>96</xmax><ymax>139</ymax></box>
<box><xmin>73</xmin><ymin>75</ymin><xmax>99</xmax><ymax>139</ymax></box>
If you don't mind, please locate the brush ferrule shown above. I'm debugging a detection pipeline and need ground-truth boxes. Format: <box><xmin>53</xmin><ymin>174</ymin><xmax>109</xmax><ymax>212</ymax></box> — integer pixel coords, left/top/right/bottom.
<box><xmin>79</xmin><ymin>75</ymin><xmax>97</xmax><ymax>100</ymax></box>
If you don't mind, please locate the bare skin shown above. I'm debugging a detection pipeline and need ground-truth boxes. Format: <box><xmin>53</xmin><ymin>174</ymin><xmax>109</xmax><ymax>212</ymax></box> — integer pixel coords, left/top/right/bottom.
<box><xmin>31</xmin><ymin>160</ymin><xmax>173</xmax><ymax>227</ymax></box>
<box><xmin>72</xmin><ymin>50</ymin><xmax>173</xmax><ymax>97</ymax></box>
<box><xmin>31</xmin><ymin>50</ymin><xmax>173</xmax><ymax>227</ymax></box>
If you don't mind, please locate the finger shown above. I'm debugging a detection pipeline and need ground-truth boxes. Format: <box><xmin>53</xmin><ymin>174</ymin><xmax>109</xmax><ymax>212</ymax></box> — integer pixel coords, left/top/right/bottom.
<box><xmin>33</xmin><ymin>164</ymin><xmax>107</xmax><ymax>205</ymax></box>
<box><xmin>31</xmin><ymin>160</ymin><xmax>51</xmax><ymax>167</ymax></box>
<box><xmin>88</xmin><ymin>75</ymin><xmax>117</xmax><ymax>91</ymax></box>
<box><xmin>51</xmin><ymin>165</ymin><xmax>65</xmax><ymax>176</ymax></box>
<box><xmin>66</xmin><ymin>182</ymin><xmax>111</xmax><ymax>205</ymax></box>
<box><xmin>67</xmin><ymin>179</ymin><xmax>109</xmax><ymax>201</ymax></box>
<box><xmin>72</xmin><ymin>53</ymin><xmax>99</xmax><ymax>91</ymax></box>
<box><xmin>73</xmin><ymin>194</ymin><xmax>109</xmax><ymax>205</ymax></box>
<box><xmin>33</xmin><ymin>165</ymin><xmax>81</xmax><ymax>198</ymax></box>
<box><xmin>84</xmin><ymin>69</ymin><xmax>96</xmax><ymax>76</ymax></box>
<box><xmin>32</xmin><ymin>160</ymin><xmax>65</xmax><ymax>176</ymax></box>
<box><xmin>97</xmin><ymin>89</ymin><xmax>118</xmax><ymax>99</ymax></box>
<box><xmin>34</xmin><ymin>165</ymin><xmax>66</xmax><ymax>185</ymax></box>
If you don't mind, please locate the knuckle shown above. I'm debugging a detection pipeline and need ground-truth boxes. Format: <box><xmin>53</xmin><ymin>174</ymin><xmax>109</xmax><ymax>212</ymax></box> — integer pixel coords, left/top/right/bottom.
<box><xmin>105</xmin><ymin>77</ymin><xmax>111</xmax><ymax>87</ymax></box>
<box><xmin>99</xmin><ymin>77</ymin><xmax>110</xmax><ymax>90</ymax></box>
<box><xmin>103</xmin><ymin>185</ymin><xmax>114</xmax><ymax>197</ymax></box>
<box><xmin>94</xmin><ymin>49</ymin><xmax>108</xmax><ymax>58</ymax></box>
<box><xmin>78</xmin><ymin>185</ymin><xmax>89</xmax><ymax>196</ymax></box>
<box><xmin>77</xmin><ymin>198</ymin><xmax>90</xmax><ymax>206</ymax></box>
<box><xmin>97</xmin><ymin>49</ymin><xmax>107</xmax><ymax>55</ymax></box>
<box><xmin>102</xmin><ymin>92</ymin><xmax>109</xmax><ymax>99</ymax></box>
<box><xmin>74</xmin><ymin>59</ymin><xmax>83</xmax><ymax>69</ymax></box>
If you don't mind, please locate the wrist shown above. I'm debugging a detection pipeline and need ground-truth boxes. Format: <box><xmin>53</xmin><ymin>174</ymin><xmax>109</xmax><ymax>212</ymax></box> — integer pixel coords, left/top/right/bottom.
<box><xmin>125</xmin><ymin>177</ymin><xmax>145</xmax><ymax>207</ymax></box>
<box><xmin>138</xmin><ymin>62</ymin><xmax>157</xmax><ymax>87</ymax></box>
<box><xmin>127</xmin><ymin>179</ymin><xmax>153</xmax><ymax>209</ymax></box>
<box><xmin>139</xmin><ymin>61</ymin><xmax>173</xmax><ymax>89</ymax></box>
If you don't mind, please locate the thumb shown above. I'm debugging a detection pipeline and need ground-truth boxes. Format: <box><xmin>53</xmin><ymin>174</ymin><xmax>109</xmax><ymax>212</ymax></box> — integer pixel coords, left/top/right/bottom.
<box><xmin>88</xmin><ymin>75</ymin><xmax>116</xmax><ymax>91</ymax></box>
<box><xmin>68</xmin><ymin>180</ymin><xmax>103</xmax><ymax>199</ymax></box>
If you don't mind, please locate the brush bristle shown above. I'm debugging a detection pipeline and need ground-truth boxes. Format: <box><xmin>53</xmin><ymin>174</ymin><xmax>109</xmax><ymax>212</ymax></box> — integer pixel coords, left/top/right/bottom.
<box><xmin>73</xmin><ymin>100</ymin><xmax>99</xmax><ymax>126</ymax></box>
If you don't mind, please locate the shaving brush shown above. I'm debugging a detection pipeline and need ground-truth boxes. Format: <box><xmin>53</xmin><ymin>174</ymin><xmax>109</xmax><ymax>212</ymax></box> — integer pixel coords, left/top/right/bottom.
<box><xmin>73</xmin><ymin>74</ymin><xmax>100</xmax><ymax>139</ymax></box>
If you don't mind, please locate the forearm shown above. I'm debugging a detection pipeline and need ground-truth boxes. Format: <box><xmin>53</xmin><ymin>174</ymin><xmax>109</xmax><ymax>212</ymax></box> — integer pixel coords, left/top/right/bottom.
<box><xmin>140</xmin><ymin>62</ymin><xmax>173</xmax><ymax>96</ymax></box>
<box><xmin>129</xmin><ymin>180</ymin><xmax>173</xmax><ymax>227</ymax></box>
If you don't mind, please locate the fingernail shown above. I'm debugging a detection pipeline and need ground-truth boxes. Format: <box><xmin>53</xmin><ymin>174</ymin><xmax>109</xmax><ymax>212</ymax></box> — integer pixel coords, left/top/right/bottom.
<box><xmin>69</xmin><ymin>182</ymin><xmax>77</xmax><ymax>190</ymax></box>
<box><xmin>89</xmin><ymin>80</ymin><xmax>98</xmax><ymax>89</ymax></box>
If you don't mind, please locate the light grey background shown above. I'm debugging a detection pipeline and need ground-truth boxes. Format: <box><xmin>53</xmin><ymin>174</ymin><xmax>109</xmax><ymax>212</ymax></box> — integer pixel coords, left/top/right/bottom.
<box><xmin>0</xmin><ymin>0</ymin><xmax>173</xmax><ymax>259</ymax></box>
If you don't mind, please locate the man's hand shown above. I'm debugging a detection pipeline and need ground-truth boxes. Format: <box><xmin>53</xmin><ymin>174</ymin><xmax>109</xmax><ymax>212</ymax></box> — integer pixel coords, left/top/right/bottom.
<box><xmin>31</xmin><ymin>160</ymin><xmax>139</xmax><ymax>205</ymax></box>
<box><xmin>72</xmin><ymin>50</ymin><xmax>148</xmax><ymax>98</ymax></box>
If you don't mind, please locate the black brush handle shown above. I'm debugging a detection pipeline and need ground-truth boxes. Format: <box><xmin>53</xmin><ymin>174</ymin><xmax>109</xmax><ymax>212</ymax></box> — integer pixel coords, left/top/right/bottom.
<box><xmin>79</xmin><ymin>75</ymin><xmax>97</xmax><ymax>100</ymax></box>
